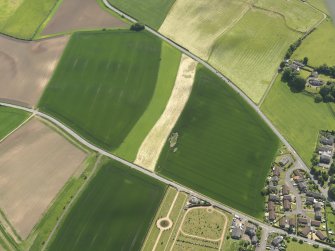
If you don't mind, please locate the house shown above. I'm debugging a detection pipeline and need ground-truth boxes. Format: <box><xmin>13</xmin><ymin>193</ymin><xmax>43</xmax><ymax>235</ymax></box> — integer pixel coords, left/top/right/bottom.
<box><xmin>231</xmin><ymin>227</ymin><xmax>242</xmax><ymax>239</ymax></box>
<box><xmin>283</xmin><ymin>195</ymin><xmax>292</xmax><ymax>201</ymax></box>
<box><xmin>279</xmin><ymin>156</ymin><xmax>292</xmax><ymax>167</ymax></box>
<box><xmin>320</xmin><ymin>154</ymin><xmax>331</xmax><ymax>165</ymax></box>
<box><xmin>306</xmin><ymin>197</ymin><xmax>315</xmax><ymax>205</ymax></box>
<box><xmin>283</xmin><ymin>199</ymin><xmax>291</xmax><ymax>211</ymax></box>
<box><xmin>279</xmin><ymin>217</ymin><xmax>286</xmax><ymax>229</ymax></box>
<box><xmin>311</xmin><ymin>71</ymin><xmax>319</xmax><ymax>78</ymax></box>
<box><xmin>314</xmin><ymin>202</ymin><xmax>322</xmax><ymax>211</ymax></box>
<box><xmin>273</xmin><ymin>166</ymin><xmax>280</xmax><ymax>176</ymax></box>
<box><xmin>251</xmin><ymin>235</ymin><xmax>258</xmax><ymax>245</ymax></box>
<box><xmin>269</xmin><ymin>210</ymin><xmax>276</xmax><ymax>221</ymax></box>
<box><xmin>271</xmin><ymin>176</ymin><xmax>279</xmax><ymax>185</ymax></box>
<box><xmin>315</xmin><ymin>210</ymin><xmax>322</xmax><ymax>221</ymax></box>
<box><xmin>306</xmin><ymin>191</ymin><xmax>324</xmax><ymax>200</ymax></box>
<box><xmin>300</xmin><ymin>226</ymin><xmax>311</xmax><ymax>237</ymax></box>
<box><xmin>311</xmin><ymin>220</ymin><xmax>321</xmax><ymax>227</ymax></box>
<box><xmin>290</xmin><ymin>64</ymin><xmax>300</xmax><ymax>72</ymax></box>
<box><xmin>293</xmin><ymin>60</ymin><xmax>305</xmax><ymax>68</ymax></box>
<box><xmin>268</xmin><ymin>185</ymin><xmax>278</xmax><ymax>194</ymax></box>
<box><xmin>268</xmin><ymin>201</ymin><xmax>275</xmax><ymax>211</ymax></box>
<box><xmin>316</xmin><ymin>230</ymin><xmax>326</xmax><ymax>241</ymax></box>
<box><xmin>318</xmin><ymin>145</ymin><xmax>333</xmax><ymax>155</ymax></box>
<box><xmin>245</xmin><ymin>226</ymin><xmax>256</xmax><ymax>237</ymax></box>
<box><xmin>269</xmin><ymin>194</ymin><xmax>280</xmax><ymax>202</ymax></box>
<box><xmin>320</xmin><ymin>136</ymin><xmax>334</xmax><ymax>146</ymax></box>
<box><xmin>282</xmin><ymin>185</ymin><xmax>289</xmax><ymax>195</ymax></box>
<box><xmin>298</xmin><ymin>182</ymin><xmax>307</xmax><ymax>193</ymax></box>
<box><xmin>293</xmin><ymin>169</ymin><xmax>303</xmax><ymax>177</ymax></box>
<box><xmin>309</xmin><ymin>78</ymin><xmax>324</xmax><ymax>87</ymax></box>
<box><xmin>272</xmin><ymin>236</ymin><xmax>284</xmax><ymax>247</ymax></box>
<box><xmin>294</xmin><ymin>176</ymin><xmax>304</xmax><ymax>183</ymax></box>
<box><xmin>298</xmin><ymin>217</ymin><xmax>308</xmax><ymax>225</ymax></box>
<box><xmin>289</xmin><ymin>218</ymin><xmax>296</xmax><ymax>228</ymax></box>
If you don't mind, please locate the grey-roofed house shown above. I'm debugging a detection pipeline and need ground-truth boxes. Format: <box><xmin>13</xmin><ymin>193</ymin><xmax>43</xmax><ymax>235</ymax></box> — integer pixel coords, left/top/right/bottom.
<box><xmin>306</xmin><ymin>197</ymin><xmax>314</xmax><ymax>205</ymax></box>
<box><xmin>271</xmin><ymin>176</ymin><xmax>279</xmax><ymax>185</ymax></box>
<box><xmin>282</xmin><ymin>185</ymin><xmax>289</xmax><ymax>195</ymax></box>
<box><xmin>306</xmin><ymin>191</ymin><xmax>324</xmax><ymax>200</ymax></box>
<box><xmin>314</xmin><ymin>202</ymin><xmax>322</xmax><ymax>211</ymax></box>
<box><xmin>272</xmin><ymin>236</ymin><xmax>284</xmax><ymax>247</ymax></box>
<box><xmin>283</xmin><ymin>195</ymin><xmax>292</xmax><ymax>202</ymax></box>
<box><xmin>273</xmin><ymin>166</ymin><xmax>280</xmax><ymax>176</ymax></box>
<box><xmin>320</xmin><ymin>154</ymin><xmax>331</xmax><ymax>165</ymax></box>
<box><xmin>279</xmin><ymin>156</ymin><xmax>292</xmax><ymax>167</ymax></box>
<box><xmin>269</xmin><ymin>194</ymin><xmax>280</xmax><ymax>202</ymax></box>
<box><xmin>298</xmin><ymin>182</ymin><xmax>307</xmax><ymax>193</ymax></box>
<box><xmin>245</xmin><ymin>226</ymin><xmax>256</xmax><ymax>237</ymax></box>
<box><xmin>320</xmin><ymin>136</ymin><xmax>334</xmax><ymax>146</ymax></box>
<box><xmin>309</xmin><ymin>78</ymin><xmax>324</xmax><ymax>87</ymax></box>
<box><xmin>293</xmin><ymin>169</ymin><xmax>303</xmax><ymax>177</ymax></box>
<box><xmin>231</xmin><ymin>227</ymin><xmax>242</xmax><ymax>239</ymax></box>
<box><xmin>316</xmin><ymin>230</ymin><xmax>326</xmax><ymax>241</ymax></box>
<box><xmin>268</xmin><ymin>185</ymin><xmax>278</xmax><ymax>194</ymax></box>
<box><xmin>318</xmin><ymin>145</ymin><xmax>333</xmax><ymax>154</ymax></box>
<box><xmin>251</xmin><ymin>235</ymin><xmax>258</xmax><ymax>245</ymax></box>
<box><xmin>315</xmin><ymin>210</ymin><xmax>322</xmax><ymax>221</ymax></box>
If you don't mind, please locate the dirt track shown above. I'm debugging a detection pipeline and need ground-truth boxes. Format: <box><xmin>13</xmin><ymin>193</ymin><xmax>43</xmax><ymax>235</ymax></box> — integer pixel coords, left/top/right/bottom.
<box><xmin>0</xmin><ymin>35</ymin><xmax>69</xmax><ymax>107</ymax></box>
<box><xmin>0</xmin><ymin>118</ymin><xmax>86</xmax><ymax>239</ymax></box>
<box><xmin>42</xmin><ymin>0</ymin><xmax>126</xmax><ymax>35</ymax></box>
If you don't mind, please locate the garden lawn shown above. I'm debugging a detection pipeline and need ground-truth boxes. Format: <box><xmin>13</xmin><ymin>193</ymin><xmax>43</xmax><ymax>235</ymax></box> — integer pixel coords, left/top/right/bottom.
<box><xmin>292</xmin><ymin>19</ymin><xmax>335</xmax><ymax>66</ymax></box>
<box><xmin>47</xmin><ymin>160</ymin><xmax>166</xmax><ymax>251</ymax></box>
<box><xmin>0</xmin><ymin>0</ymin><xmax>58</xmax><ymax>39</ymax></box>
<box><xmin>261</xmin><ymin>74</ymin><xmax>335</xmax><ymax>165</ymax></box>
<box><xmin>107</xmin><ymin>0</ymin><xmax>175</xmax><ymax>29</ymax></box>
<box><xmin>39</xmin><ymin>30</ymin><xmax>163</xmax><ymax>152</ymax></box>
<box><xmin>287</xmin><ymin>242</ymin><xmax>321</xmax><ymax>251</ymax></box>
<box><xmin>157</xmin><ymin>66</ymin><xmax>279</xmax><ymax>219</ymax></box>
<box><xmin>114</xmin><ymin>43</ymin><xmax>181</xmax><ymax>161</ymax></box>
<box><xmin>209</xmin><ymin>9</ymin><xmax>300</xmax><ymax>103</ymax></box>
<box><xmin>0</xmin><ymin>107</ymin><xmax>29</xmax><ymax>140</ymax></box>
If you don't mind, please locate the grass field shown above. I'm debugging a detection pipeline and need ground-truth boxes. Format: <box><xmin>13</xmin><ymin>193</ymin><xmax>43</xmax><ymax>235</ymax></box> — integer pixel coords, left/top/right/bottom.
<box><xmin>107</xmin><ymin>0</ymin><xmax>175</xmax><ymax>29</ymax></box>
<box><xmin>254</xmin><ymin>0</ymin><xmax>324</xmax><ymax>32</ymax></box>
<box><xmin>47</xmin><ymin>160</ymin><xmax>166</xmax><ymax>251</ymax></box>
<box><xmin>308</xmin><ymin>0</ymin><xmax>330</xmax><ymax>14</ymax></box>
<box><xmin>39</xmin><ymin>30</ymin><xmax>169</xmax><ymax>153</ymax></box>
<box><xmin>287</xmin><ymin>242</ymin><xmax>321</xmax><ymax>251</ymax></box>
<box><xmin>0</xmin><ymin>0</ymin><xmax>58</xmax><ymax>39</ymax></box>
<box><xmin>159</xmin><ymin>0</ymin><xmax>252</xmax><ymax>59</ymax></box>
<box><xmin>209</xmin><ymin>9</ymin><xmax>300</xmax><ymax>103</ymax></box>
<box><xmin>0</xmin><ymin>107</ymin><xmax>29</xmax><ymax>140</ymax></box>
<box><xmin>115</xmin><ymin>43</ymin><xmax>181</xmax><ymax>161</ymax></box>
<box><xmin>292</xmin><ymin>19</ymin><xmax>335</xmax><ymax>66</ymax></box>
<box><xmin>157</xmin><ymin>66</ymin><xmax>279</xmax><ymax>219</ymax></box>
<box><xmin>261</xmin><ymin>74</ymin><xmax>335</xmax><ymax>165</ymax></box>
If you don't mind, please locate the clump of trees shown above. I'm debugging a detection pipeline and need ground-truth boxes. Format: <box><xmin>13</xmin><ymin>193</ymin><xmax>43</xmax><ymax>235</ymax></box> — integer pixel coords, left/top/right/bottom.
<box><xmin>130</xmin><ymin>23</ymin><xmax>145</xmax><ymax>31</ymax></box>
<box><xmin>311</xmin><ymin>165</ymin><xmax>329</xmax><ymax>186</ymax></box>
<box><xmin>315</xmin><ymin>82</ymin><xmax>335</xmax><ymax>103</ymax></box>
<box><xmin>285</xmin><ymin>38</ymin><xmax>302</xmax><ymax>59</ymax></box>
<box><xmin>316</xmin><ymin>64</ymin><xmax>335</xmax><ymax>78</ymax></box>
<box><xmin>281</xmin><ymin>68</ymin><xmax>306</xmax><ymax>92</ymax></box>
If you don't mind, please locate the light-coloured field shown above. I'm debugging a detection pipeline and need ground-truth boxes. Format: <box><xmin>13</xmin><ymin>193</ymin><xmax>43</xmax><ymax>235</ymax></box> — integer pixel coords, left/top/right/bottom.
<box><xmin>159</xmin><ymin>0</ymin><xmax>252</xmax><ymax>59</ymax></box>
<box><xmin>0</xmin><ymin>0</ymin><xmax>23</xmax><ymax>24</ymax></box>
<box><xmin>134</xmin><ymin>54</ymin><xmax>197</xmax><ymax>171</ymax></box>
<box><xmin>0</xmin><ymin>118</ymin><xmax>86</xmax><ymax>239</ymax></box>
<box><xmin>254</xmin><ymin>0</ymin><xmax>324</xmax><ymax>32</ymax></box>
<box><xmin>209</xmin><ymin>9</ymin><xmax>299</xmax><ymax>103</ymax></box>
<box><xmin>0</xmin><ymin>35</ymin><xmax>69</xmax><ymax>107</ymax></box>
<box><xmin>308</xmin><ymin>0</ymin><xmax>330</xmax><ymax>14</ymax></box>
<box><xmin>41</xmin><ymin>0</ymin><xmax>126</xmax><ymax>35</ymax></box>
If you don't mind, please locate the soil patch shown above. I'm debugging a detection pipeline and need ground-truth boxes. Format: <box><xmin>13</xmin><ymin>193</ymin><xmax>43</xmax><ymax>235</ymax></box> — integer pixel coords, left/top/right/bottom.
<box><xmin>42</xmin><ymin>0</ymin><xmax>127</xmax><ymax>35</ymax></box>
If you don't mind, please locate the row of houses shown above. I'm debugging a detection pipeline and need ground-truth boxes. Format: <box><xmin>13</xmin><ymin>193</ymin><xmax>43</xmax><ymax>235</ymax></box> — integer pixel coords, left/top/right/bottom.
<box><xmin>318</xmin><ymin>134</ymin><xmax>334</xmax><ymax>167</ymax></box>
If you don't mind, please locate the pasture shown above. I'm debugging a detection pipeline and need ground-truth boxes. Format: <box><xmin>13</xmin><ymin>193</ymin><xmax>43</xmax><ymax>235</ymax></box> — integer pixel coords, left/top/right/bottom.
<box><xmin>0</xmin><ymin>35</ymin><xmax>69</xmax><ymax>107</ymax></box>
<box><xmin>159</xmin><ymin>0</ymin><xmax>252</xmax><ymax>59</ymax></box>
<box><xmin>261</xmin><ymin>74</ymin><xmax>335</xmax><ymax>165</ymax></box>
<box><xmin>0</xmin><ymin>0</ymin><xmax>58</xmax><ymax>39</ymax></box>
<box><xmin>47</xmin><ymin>160</ymin><xmax>166</xmax><ymax>251</ymax></box>
<box><xmin>309</xmin><ymin>0</ymin><xmax>330</xmax><ymax>14</ymax></box>
<box><xmin>292</xmin><ymin>19</ymin><xmax>335</xmax><ymax>66</ymax></box>
<box><xmin>157</xmin><ymin>66</ymin><xmax>279</xmax><ymax>219</ymax></box>
<box><xmin>42</xmin><ymin>0</ymin><xmax>127</xmax><ymax>36</ymax></box>
<box><xmin>287</xmin><ymin>242</ymin><xmax>321</xmax><ymax>251</ymax></box>
<box><xmin>39</xmin><ymin>30</ymin><xmax>164</xmax><ymax>152</ymax></box>
<box><xmin>0</xmin><ymin>107</ymin><xmax>29</xmax><ymax>140</ymax></box>
<box><xmin>209</xmin><ymin>9</ymin><xmax>299</xmax><ymax>103</ymax></box>
<box><xmin>0</xmin><ymin>118</ymin><xmax>86</xmax><ymax>239</ymax></box>
<box><xmin>107</xmin><ymin>0</ymin><xmax>175</xmax><ymax>29</ymax></box>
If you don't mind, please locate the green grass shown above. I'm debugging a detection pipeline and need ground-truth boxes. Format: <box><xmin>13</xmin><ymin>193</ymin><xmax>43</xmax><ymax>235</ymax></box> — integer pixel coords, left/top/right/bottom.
<box><xmin>114</xmin><ymin>43</ymin><xmax>181</xmax><ymax>160</ymax></box>
<box><xmin>308</xmin><ymin>0</ymin><xmax>330</xmax><ymax>14</ymax></box>
<box><xmin>107</xmin><ymin>0</ymin><xmax>175</xmax><ymax>29</ymax></box>
<box><xmin>0</xmin><ymin>0</ymin><xmax>58</xmax><ymax>39</ymax></box>
<box><xmin>209</xmin><ymin>9</ymin><xmax>300</xmax><ymax>103</ymax></box>
<box><xmin>292</xmin><ymin>19</ymin><xmax>335</xmax><ymax>66</ymax></box>
<box><xmin>47</xmin><ymin>160</ymin><xmax>166</xmax><ymax>251</ymax></box>
<box><xmin>287</xmin><ymin>242</ymin><xmax>321</xmax><ymax>251</ymax></box>
<box><xmin>39</xmin><ymin>30</ymin><xmax>164</xmax><ymax>152</ymax></box>
<box><xmin>157</xmin><ymin>66</ymin><xmax>279</xmax><ymax>219</ymax></box>
<box><xmin>0</xmin><ymin>106</ymin><xmax>29</xmax><ymax>140</ymax></box>
<box><xmin>261</xmin><ymin>74</ymin><xmax>335</xmax><ymax>165</ymax></box>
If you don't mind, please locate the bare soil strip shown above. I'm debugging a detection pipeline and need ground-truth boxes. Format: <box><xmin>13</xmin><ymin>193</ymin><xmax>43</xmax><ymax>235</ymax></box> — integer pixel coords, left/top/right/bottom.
<box><xmin>0</xmin><ymin>35</ymin><xmax>69</xmax><ymax>107</ymax></box>
<box><xmin>0</xmin><ymin>119</ymin><xmax>86</xmax><ymax>239</ymax></box>
<box><xmin>134</xmin><ymin>55</ymin><xmax>197</xmax><ymax>171</ymax></box>
<box><xmin>41</xmin><ymin>0</ymin><xmax>126</xmax><ymax>35</ymax></box>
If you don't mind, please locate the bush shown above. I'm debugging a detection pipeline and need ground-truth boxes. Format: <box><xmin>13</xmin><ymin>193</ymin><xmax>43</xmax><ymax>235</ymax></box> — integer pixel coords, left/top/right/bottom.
<box><xmin>329</xmin><ymin>184</ymin><xmax>335</xmax><ymax>200</ymax></box>
<box><xmin>315</xmin><ymin>94</ymin><xmax>323</xmax><ymax>103</ymax></box>
<box><xmin>299</xmin><ymin>239</ymin><xmax>303</xmax><ymax>244</ymax></box>
<box><xmin>130</xmin><ymin>23</ymin><xmax>145</xmax><ymax>31</ymax></box>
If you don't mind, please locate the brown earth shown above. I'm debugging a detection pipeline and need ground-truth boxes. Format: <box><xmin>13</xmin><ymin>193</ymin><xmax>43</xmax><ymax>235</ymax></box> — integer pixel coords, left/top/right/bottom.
<box><xmin>0</xmin><ymin>118</ymin><xmax>86</xmax><ymax>239</ymax></box>
<box><xmin>42</xmin><ymin>0</ymin><xmax>127</xmax><ymax>35</ymax></box>
<box><xmin>0</xmin><ymin>35</ymin><xmax>69</xmax><ymax>107</ymax></box>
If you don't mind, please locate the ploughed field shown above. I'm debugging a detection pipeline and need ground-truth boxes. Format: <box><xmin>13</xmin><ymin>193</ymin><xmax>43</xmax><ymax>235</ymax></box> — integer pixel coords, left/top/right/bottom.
<box><xmin>39</xmin><ymin>30</ymin><xmax>181</xmax><ymax>158</ymax></box>
<box><xmin>0</xmin><ymin>107</ymin><xmax>29</xmax><ymax>140</ymax></box>
<box><xmin>47</xmin><ymin>160</ymin><xmax>166</xmax><ymax>251</ymax></box>
<box><xmin>157</xmin><ymin>66</ymin><xmax>279</xmax><ymax>219</ymax></box>
<box><xmin>0</xmin><ymin>0</ymin><xmax>58</xmax><ymax>39</ymax></box>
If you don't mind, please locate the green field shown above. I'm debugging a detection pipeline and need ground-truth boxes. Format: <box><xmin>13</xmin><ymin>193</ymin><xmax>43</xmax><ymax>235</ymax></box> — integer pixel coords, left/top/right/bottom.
<box><xmin>309</xmin><ymin>0</ymin><xmax>330</xmax><ymax>14</ymax></box>
<box><xmin>261</xmin><ymin>74</ymin><xmax>335</xmax><ymax>165</ymax></box>
<box><xmin>0</xmin><ymin>107</ymin><xmax>29</xmax><ymax>140</ymax></box>
<box><xmin>292</xmin><ymin>19</ymin><xmax>335</xmax><ymax>66</ymax></box>
<box><xmin>39</xmin><ymin>30</ymin><xmax>180</xmax><ymax>155</ymax></box>
<box><xmin>107</xmin><ymin>0</ymin><xmax>175</xmax><ymax>29</ymax></box>
<box><xmin>0</xmin><ymin>0</ymin><xmax>58</xmax><ymax>39</ymax></box>
<box><xmin>287</xmin><ymin>242</ymin><xmax>321</xmax><ymax>251</ymax></box>
<box><xmin>209</xmin><ymin>9</ymin><xmax>300</xmax><ymax>103</ymax></box>
<box><xmin>47</xmin><ymin>160</ymin><xmax>166</xmax><ymax>251</ymax></box>
<box><xmin>157</xmin><ymin>66</ymin><xmax>279</xmax><ymax>219</ymax></box>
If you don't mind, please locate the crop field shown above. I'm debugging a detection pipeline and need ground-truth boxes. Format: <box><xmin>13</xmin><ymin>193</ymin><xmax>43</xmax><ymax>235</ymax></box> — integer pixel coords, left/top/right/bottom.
<box><xmin>107</xmin><ymin>0</ymin><xmax>175</xmax><ymax>29</ymax></box>
<box><xmin>0</xmin><ymin>0</ymin><xmax>58</xmax><ymax>39</ymax></box>
<box><xmin>0</xmin><ymin>35</ymin><xmax>69</xmax><ymax>107</ymax></box>
<box><xmin>115</xmin><ymin>43</ymin><xmax>181</xmax><ymax>161</ymax></box>
<box><xmin>0</xmin><ymin>107</ymin><xmax>29</xmax><ymax>140</ymax></box>
<box><xmin>261</xmin><ymin>75</ymin><xmax>335</xmax><ymax>165</ymax></box>
<box><xmin>0</xmin><ymin>118</ymin><xmax>86</xmax><ymax>239</ymax></box>
<box><xmin>39</xmin><ymin>30</ymin><xmax>174</xmax><ymax>153</ymax></box>
<box><xmin>254</xmin><ymin>0</ymin><xmax>324</xmax><ymax>32</ymax></box>
<box><xmin>292</xmin><ymin>19</ymin><xmax>335</xmax><ymax>66</ymax></box>
<box><xmin>159</xmin><ymin>0</ymin><xmax>252</xmax><ymax>59</ymax></box>
<box><xmin>42</xmin><ymin>0</ymin><xmax>127</xmax><ymax>36</ymax></box>
<box><xmin>47</xmin><ymin>160</ymin><xmax>166</xmax><ymax>251</ymax></box>
<box><xmin>209</xmin><ymin>9</ymin><xmax>300</xmax><ymax>103</ymax></box>
<box><xmin>157</xmin><ymin>66</ymin><xmax>279</xmax><ymax>219</ymax></box>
